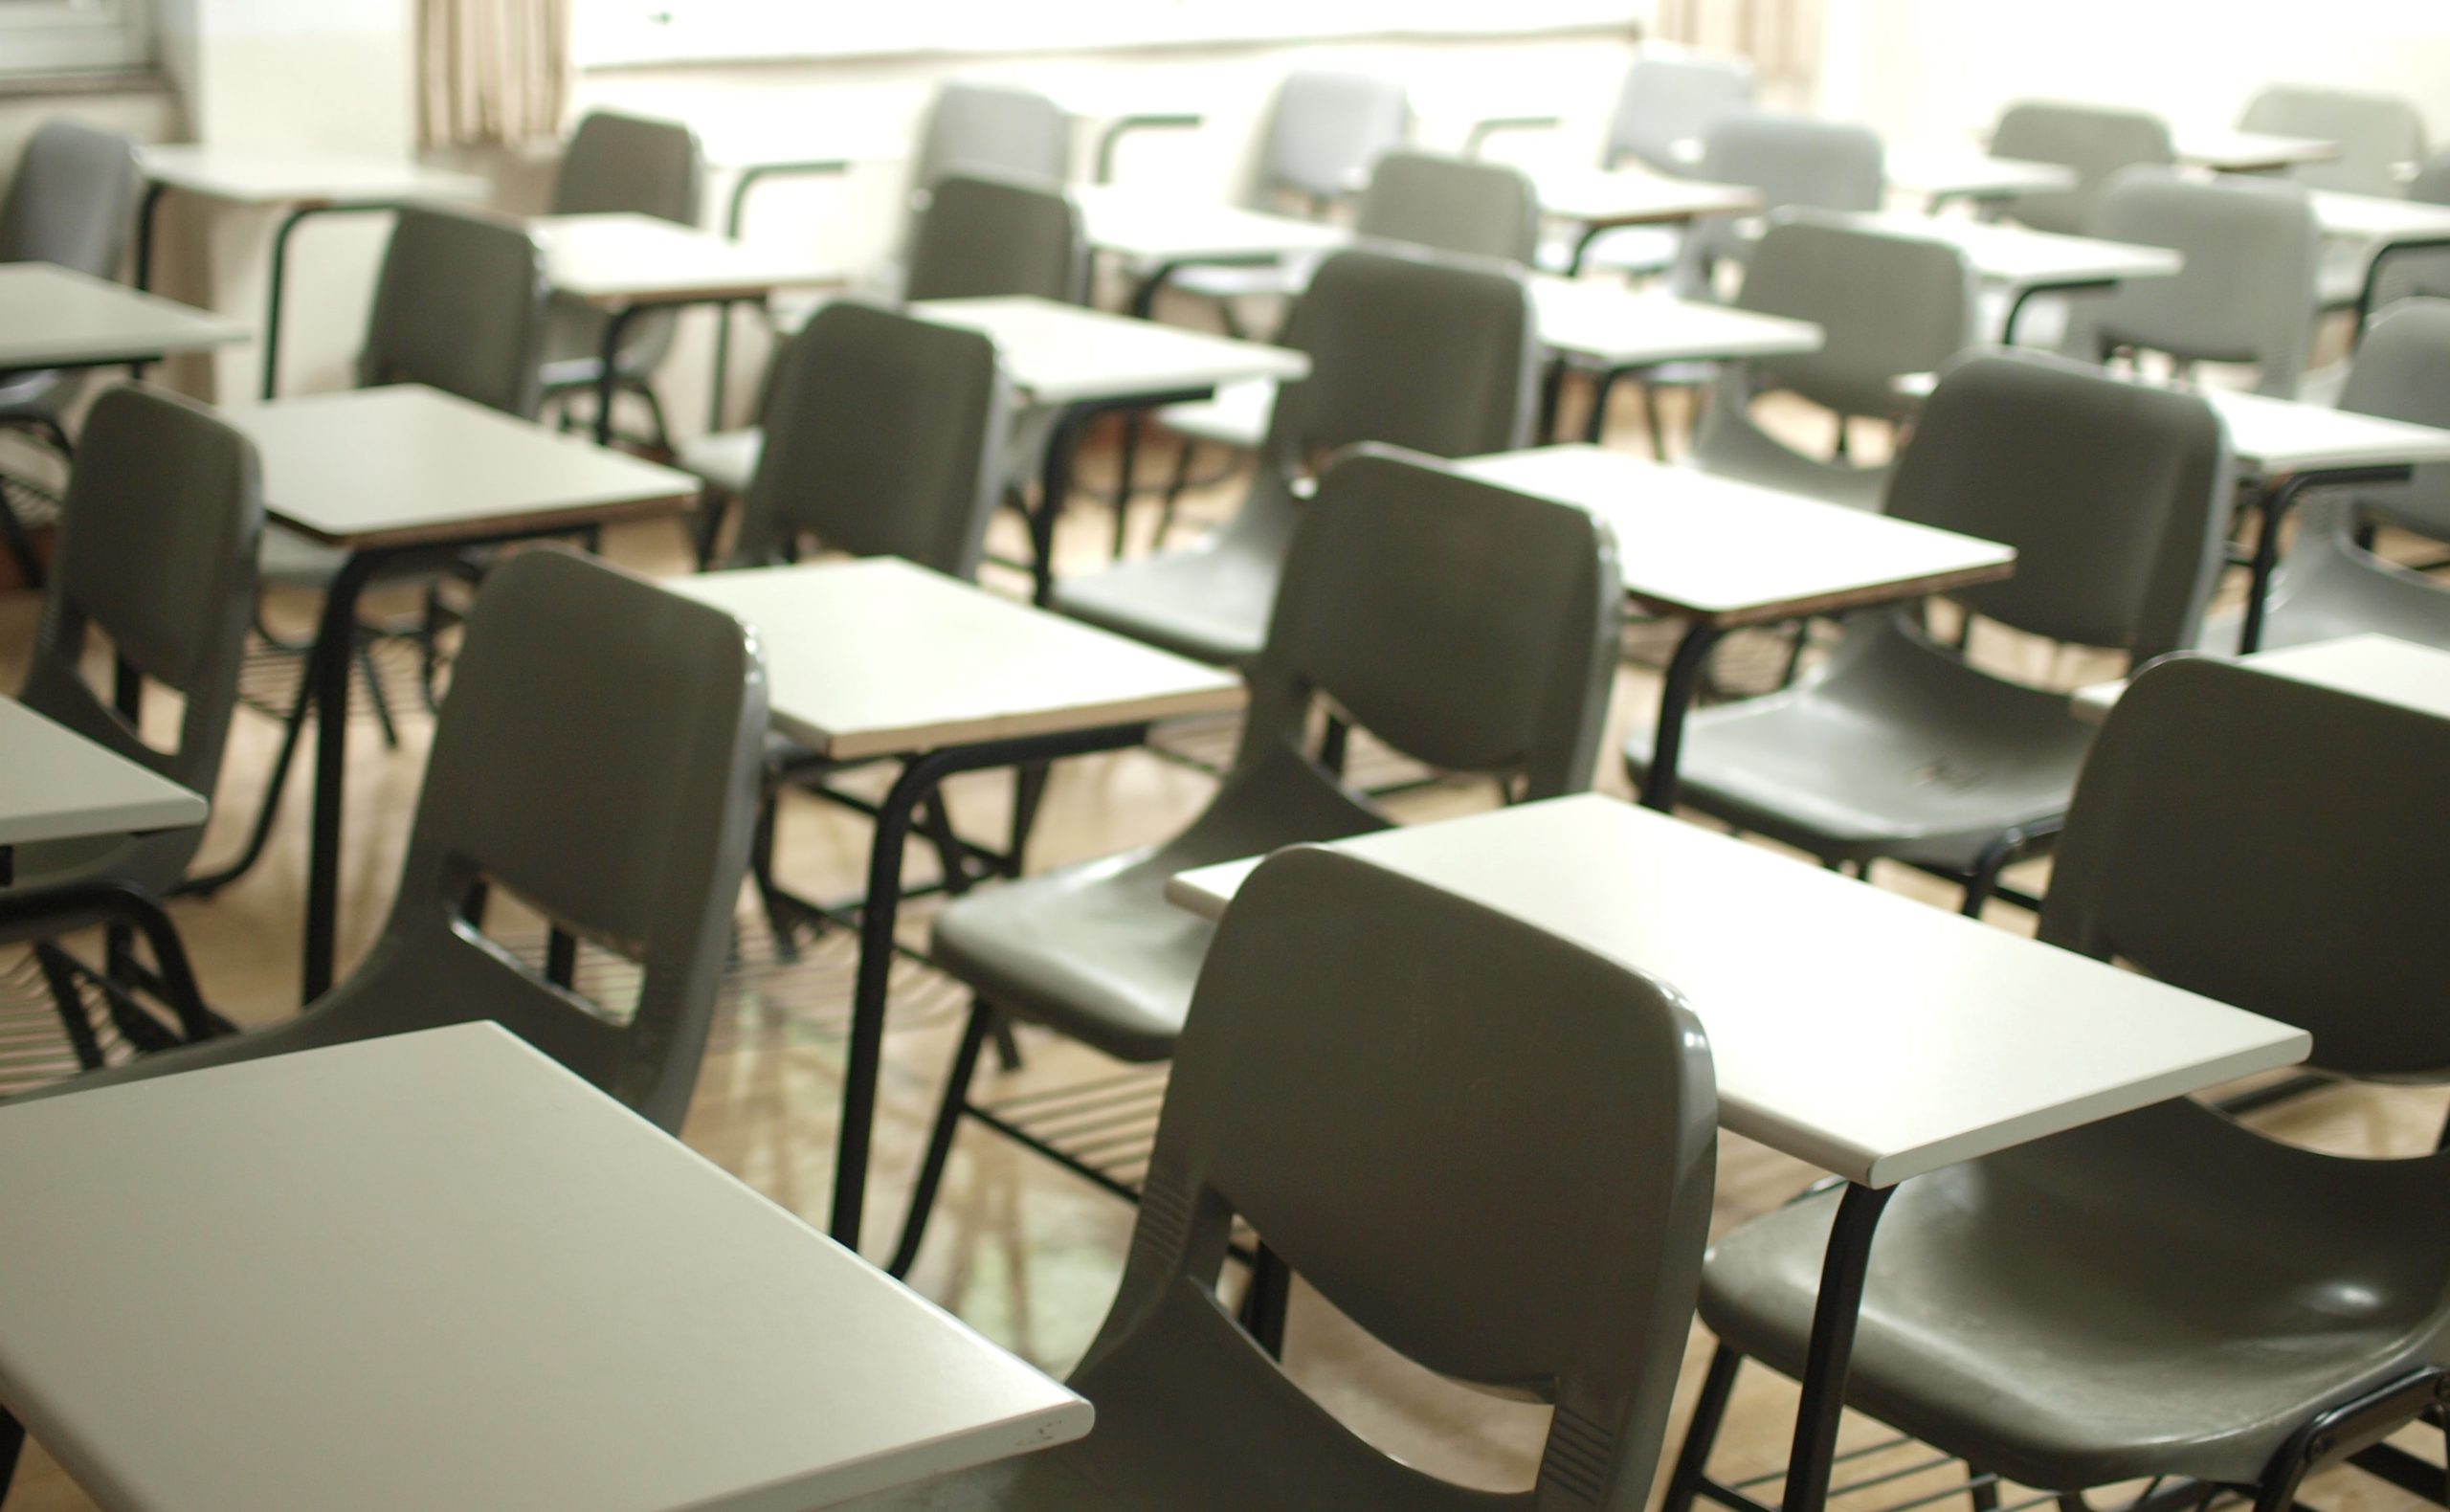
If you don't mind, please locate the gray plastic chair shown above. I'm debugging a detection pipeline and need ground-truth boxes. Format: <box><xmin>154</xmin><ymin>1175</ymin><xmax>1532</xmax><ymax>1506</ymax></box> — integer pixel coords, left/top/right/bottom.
<box><xmin>850</xmin><ymin>844</ymin><xmax>1714</xmax><ymax>1512</ymax></box>
<box><xmin>536</xmin><ymin>112</ymin><xmax>705</xmax><ymax>448</ymax></box>
<box><xmin>1058</xmin><ymin>248</ymin><xmax>1539</xmax><ymax>666</ymax></box>
<box><xmin>2240</xmin><ymin>84</ymin><xmax>2426</xmax><ymax>198</ymax></box>
<box><xmin>1990</xmin><ymin>100</ymin><xmax>2176</xmax><ymax>236</ymax></box>
<box><xmin>1673</xmin><ymin>112</ymin><xmax>1885</xmax><ymax>297</ymax></box>
<box><xmin>2221</xmin><ymin>300</ymin><xmax>2450</xmax><ymax>651</ymax></box>
<box><xmin>1675</xmin><ymin>655</ymin><xmax>2450</xmax><ymax>1512</ymax></box>
<box><xmin>912</xmin><ymin>80</ymin><xmax>1072</xmax><ymax>202</ymax></box>
<box><xmin>1165</xmin><ymin>70</ymin><xmax>1411</xmax><ymax>311</ymax></box>
<box><xmin>1606</xmin><ymin>52</ymin><xmax>1757</xmax><ymax>173</ymax></box>
<box><xmin>1155</xmin><ymin>150</ymin><xmax>1539</xmax><ymax>456</ymax></box>
<box><xmin>2357</xmin><ymin>150</ymin><xmax>2450</xmax><ymax>318</ymax></box>
<box><xmin>9</xmin><ymin>386</ymin><xmax>262</xmax><ymax>903</ymax></box>
<box><xmin>2061</xmin><ymin>167</ymin><xmax>2321</xmax><ymax>399</ymax></box>
<box><xmin>1688</xmin><ymin>215</ymin><xmax>1976</xmax><ymax>509</ymax></box>
<box><xmin>0</xmin><ymin>119</ymin><xmax>145</xmax><ymax>580</ymax></box>
<box><xmin>19</xmin><ymin>547</ymin><xmax>770</xmax><ymax>1136</ymax></box>
<box><xmin>678</xmin><ymin>172</ymin><xmax>1076</xmax><ymax>508</ymax></box>
<box><xmin>1635</xmin><ymin>349</ymin><xmax>2233</xmax><ymax>913</ymax></box>
<box><xmin>887</xmin><ymin>445</ymin><xmax>1624</xmax><ymax>1276</ymax></box>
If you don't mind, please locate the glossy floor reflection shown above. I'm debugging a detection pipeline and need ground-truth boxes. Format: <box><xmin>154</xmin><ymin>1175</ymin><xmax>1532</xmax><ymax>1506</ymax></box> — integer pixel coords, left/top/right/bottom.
<box><xmin>2</xmin><ymin>392</ymin><xmax>2443</xmax><ymax>1512</ymax></box>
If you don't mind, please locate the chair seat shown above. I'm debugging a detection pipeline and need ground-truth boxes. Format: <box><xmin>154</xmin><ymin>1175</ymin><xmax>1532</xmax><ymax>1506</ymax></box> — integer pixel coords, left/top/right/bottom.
<box><xmin>1702</xmin><ymin>1100</ymin><xmax>2450</xmax><ymax>1492</ymax></box>
<box><xmin>679</xmin><ymin>428</ymin><xmax>764</xmax><ymax>497</ymax></box>
<box><xmin>2202</xmin><ymin>535</ymin><xmax>2450</xmax><ymax>654</ymax></box>
<box><xmin>1628</xmin><ymin>625</ymin><xmax>2093</xmax><ymax>870</ymax></box>
<box><xmin>1052</xmin><ymin>533</ymin><xmax>1282</xmax><ymax>666</ymax></box>
<box><xmin>0</xmin><ymin>368</ymin><xmax>71</xmax><ymax>418</ymax></box>
<box><xmin>1154</xmin><ymin>380</ymin><xmax>1273</xmax><ymax>452</ymax></box>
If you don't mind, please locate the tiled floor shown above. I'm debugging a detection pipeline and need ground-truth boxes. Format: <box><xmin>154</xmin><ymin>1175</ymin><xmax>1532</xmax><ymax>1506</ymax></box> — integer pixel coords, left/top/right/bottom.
<box><xmin>2</xmin><ymin>389</ymin><xmax>2444</xmax><ymax>1512</ymax></box>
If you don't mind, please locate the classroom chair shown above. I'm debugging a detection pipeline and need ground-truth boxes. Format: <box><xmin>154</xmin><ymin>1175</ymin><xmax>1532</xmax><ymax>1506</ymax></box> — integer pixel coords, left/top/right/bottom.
<box><xmin>13</xmin><ymin>547</ymin><xmax>769</xmax><ymax>1137</ymax></box>
<box><xmin>2</xmin><ymin>385</ymin><xmax>260</xmax><ymax>1062</ymax></box>
<box><xmin>2239</xmin><ymin>83</ymin><xmax>2426</xmax><ymax>199</ymax></box>
<box><xmin>1157</xmin><ymin>69</ymin><xmax>1411</xmax><ymax>322</ymax></box>
<box><xmin>194</xmin><ymin>206</ymin><xmax>550</xmax><ymax>896</ymax></box>
<box><xmin>0</xmin><ymin>119</ymin><xmax>145</xmax><ymax>586</ymax></box>
<box><xmin>707</xmin><ymin>300</ymin><xmax>1013</xmax><ymax>942</ymax></box>
<box><xmin>1149</xmin><ymin>150</ymin><xmax>1540</xmax><ymax>493</ymax></box>
<box><xmin>887</xmin><ymin>447</ymin><xmax>1623</xmax><ymax>1278</ymax></box>
<box><xmin>2061</xmin><ymin>167</ymin><xmax>2321</xmax><ymax>399</ymax></box>
<box><xmin>679</xmin><ymin>171</ymin><xmax>1080</xmax><ymax>523</ymax></box>
<box><xmin>1988</xmin><ymin>100</ymin><xmax>2176</xmax><ymax>237</ymax></box>
<box><xmin>850</xmin><ymin>845</ymin><xmax>1713</xmax><ymax>1511</ymax></box>
<box><xmin>1670</xmin><ymin>655</ymin><xmax>2450</xmax><ymax>1512</ymax></box>
<box><xmin>2216</xmin><ymin>300</ymin><xmax>2450</xmax><ymax>651</ymax></box>
<box><xmin>911</xmin><ymin>80</ymin><xmax>1073</xmax><ymax>203</ymax></box>
<box><xmin>1671</xmin><ymin>112</ymin><xmax>1885</xmax><ymax>298</ymax></box>
<box><xmin>2353</xmin><ymin>149</ymin><xmax>2450</xmax><ymax>324</ymax></box>
<box><xmin>1631</xmin><ymin>349</ymin><xmax>2233</xmax><ymax>914</ymax></box>
<box><xmin>1057</xmin><ymin>247</ymin><xmax>1538</xmax><ymax>666</ymax></box>
<box><xmin>536</xmin><ymin>111</ymin><xmax>705</xmax><ymax>452</ymax></box>
<box><xmin>1684</xmin><ymin>215</ymin><xmax>1976</xmax><ymax>508</ymax></box>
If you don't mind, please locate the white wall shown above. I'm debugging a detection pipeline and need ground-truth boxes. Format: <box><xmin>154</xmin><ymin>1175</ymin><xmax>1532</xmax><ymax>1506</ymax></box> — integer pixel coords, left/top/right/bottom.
<box><xmin>1821</xmin><ymin>0</ymin><xmax>2450</xmax><ymax>148</ymax></box>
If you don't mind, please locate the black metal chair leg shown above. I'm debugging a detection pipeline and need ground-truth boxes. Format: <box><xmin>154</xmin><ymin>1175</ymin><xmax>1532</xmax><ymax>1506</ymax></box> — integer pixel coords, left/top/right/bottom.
<box><xmin>0</xmin><ymin>1403</ymin><xmax>23</xmax><ymax>1505</ymax></box>
<box><xmin>354</xmin><ymin>637</ymin><xmax>400</xmax><ymax>750</ymax></box>
<box><xmin>179</xmin><ymin>667</ymin><xmax>314</xmax><ymax>898</ymax></box>
<box><xmin>1110</xmin><ymin>414</ymin><xmax>1143</xmax><ymax>560</ymax></box>
<box><xmin>1008</xmin><ymin>765</ymin><xmax>1050</xmax><ymax>877</ymax></box>
<box><xmin>1641</xmin><ymin>380</ymin><xmax>1671</xmax><ymax>461</ymax></box>
<box><xmin>627</xmin><ymin>378</ymin><xmax>674</xmax><ymax>456</ymax></box>
<box><xmin>886</xmin><ymin>1000</ymin><xmax>995</xmax><ymax>1279</ymax></box>
<box><xmin>1156</xmin><ymin>437</ymin><xmax>1199</xmax><ymax>546</ymax></box>
<box><xmin>989</xmin><ymin>1012</ymin><xmax>1024</xmax><ymax>1073</ymax></box>
<box><xmin>1662</xmin><ymin>1345</ymin><xmax>1745</xmax><ymax>1512</ymax></box>
<box><xmin>748</xmin><ymin>791</ymin><xmax>800</xmax><ymax>962</ymax></box>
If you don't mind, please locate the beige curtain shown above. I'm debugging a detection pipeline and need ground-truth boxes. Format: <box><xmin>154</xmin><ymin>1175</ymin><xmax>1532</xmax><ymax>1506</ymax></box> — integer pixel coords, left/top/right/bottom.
<box><xmin>1654</xmin><ymin>0</ymin><xmax>1822</xmax><ymax>100</ymax></box>
<box><xmin>418</xmin><ymin>0</ymin><xmax>572</xmax><ymax>149</ymax></box>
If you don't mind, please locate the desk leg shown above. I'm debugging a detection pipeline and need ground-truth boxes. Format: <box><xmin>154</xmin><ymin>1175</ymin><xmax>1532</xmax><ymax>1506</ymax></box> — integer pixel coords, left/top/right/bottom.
<box><xmin>1782</xmin><ymin>1182</ymin><xmax>1896</xmax><ymax>1512</ymax></box>
<box><xmin>593</xmin><ymin>305</ymin><xmax>643</xmax><ymax>448</ymax></box>
<box><xmin>1566</xmin><ymin>222</ymin><xmax>1611</xmax><ymax>278</ymax></box>
<box><xmin>302</xmin><ymin>550</ymin><xmax>385</xmax><ymax>1004</ymax></box>
<box><xmin>259</xmin><ymin>207</ymin><xmax>313</xmax><ymax>401</ymax></box>
<box><xmin>133</xmin><ymin>180</ymin><xmax>169</xmax><ymax>294</ymax></box>
<box><xmin>1032</xmin><ymin>406</ymin><xmax>1093</xmax><ymax>606</ymax></box>
<box><xmin>832</xmin><ymin>724</ymin><xmax>1150</xmax><ymax>1253</ymax></box>
<box><xmin>1643</xmin><ymin>623</ymin><xmax>1724</xmax><ymax>812</ymax></box>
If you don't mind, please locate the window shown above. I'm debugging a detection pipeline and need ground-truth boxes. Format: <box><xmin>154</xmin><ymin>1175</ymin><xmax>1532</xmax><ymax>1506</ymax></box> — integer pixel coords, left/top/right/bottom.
<box><xmin>0</xmin><ymin>0</ymin><xmax>154</xmax><ymax>78</ymax></box>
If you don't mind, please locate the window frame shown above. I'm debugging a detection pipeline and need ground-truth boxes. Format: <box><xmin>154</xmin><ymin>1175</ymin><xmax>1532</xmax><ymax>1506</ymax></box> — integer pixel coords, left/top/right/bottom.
<box><xmin>0</xmin><ymin>0</ymin><xmax>155</xmax><ymax>78</ymax></box>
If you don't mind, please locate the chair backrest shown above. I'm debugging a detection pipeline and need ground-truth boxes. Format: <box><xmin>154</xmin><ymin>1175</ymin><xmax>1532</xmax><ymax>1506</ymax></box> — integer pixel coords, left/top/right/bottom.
<box><xmin>2239</xmin><ymin>84</ymin><xmax>2426</xmax><ymax>197</ymax></box>
<box><xmin>1252</xmin><ymin>69</ymin><xmax>1410</xmax><ymax>211</ymax></box>
<box><xmin>1991</xmin><ymin>100</ymin><xmax>2175</xmax><ymax>236</ymax></box>
<box><xmin>2365</xmin><ymin>151</ymin><xmax>2450</xmax><ymax>314</ymax></box>
<box><xmin>1729</xmin><ymin>215</ymin><xmax>1976</xmax><ymax>418</ymax></box>
<box><xmin>2041</xmin><ymin>656</ymin><xmax>2450</xmax><ymax>1078</ymax></box>
<box><xmin>2335</xmin><ymin>298</ymin><xmax>2450</xmax><ymax>541</ymax></box>
<box><xmin>1075</xmin><ymin>845</ymin><xmax>1715</xmax><ymax>1511</ymax></box>
<box><xmin>19</xmin><ymin>385</ymin><xmax>261</xmax><ymax>884</ymax></box>
<box><xmin>0</xmin><ymin>119</ymin><xmax>142</xmax><ymax>275</ymax></box>
<box><xmin>1355</xmin><ymin>150</ymin><xmax>1540</xmax><ymax>265</ymax></box>
<box><xmin>733</xmin><ymin>300</ymin><xmax>1011</xmax><ymax>579</ymax></box>
<box><xmin>1678</xmin><ymin>115</ymin><xmax>1888</xmax><ymax>296</ymax></box>
<box><xmin>358</xmin><ymin>207</ymin><xmax>549</xmax><ymax>418</ymax></box>
<box><xmin>551</xmin><ymin>110</ymin><xmax>704</xmax><ymax>224</ymax></box>
<box><xmin>1235</xmin><ymin>447</ymin><xmax>1621</xmax><ymax>800</ymax></box>
<box><xmin>2064</xmin><ymin>167</ymin><xmax>2320</xmax><ymax>398</ymax></box>
<box><xmin>912</xmin><ymin>80</ymin><xmax>1071</xmax><ymax>198</ymax></box>
<box><xmin>1257</xmin><ymin>248</ymin><xmax>1538</xmax><ymax>490</ymax></box>
<box><xmin>1605</xmin><ymin>52</ymin><xmax>1755</xmax><ymax>173</ymax></box>
<box><xmin>325</xmin><ymin>548</ymin><xmax>768</xmax><ymax>1132</ymax></box>
<box><xmin>1884</xmin><ymin>350</ymin><xmax>2232</xmax><ymax>660</ymax></box>
<box><xmin>904</xmin><ymin>170</ymin><xmax>1086</xmax><ymax>303</ymax></box>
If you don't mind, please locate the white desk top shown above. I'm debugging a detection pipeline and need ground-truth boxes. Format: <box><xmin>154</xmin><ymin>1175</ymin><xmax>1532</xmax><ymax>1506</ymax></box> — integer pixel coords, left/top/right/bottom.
<box><xmin>1532</xmin><ymin>167</ymin><xmax>1765</xmax><ymax>229</ymax></box>
<box><xmin>910</xmin><ymin>295</ymin><xmax>1309</xmax><ymax>406</ymax></box>
<box><xmin>535</xmin><ymin>212</ymin><xmax>849</xmax><ymax>305</ymax></box>
<box><xmin>669</xmin><ymin>557</ymin><xmax>1246</xmax><ymax>760</ymax></box>
<box><xmin>0</xmin><ymin>697</ymin><xmax>207</xmax><ymax>850</ymax></box>
<box><xmin>1166</xmin><ymin>794</ymin><xmax>2309</xmax><ymax>1187</ymax></box>
<box><xmin>0</xmin><ymin>263</ymin><xmax>248</xmax><ymax>371</ymax></box>
<box><xmin>1884</xmin><ymin>144</ymin><xmax>2078</xmax><ymax>203</ymax></box>
<box><xmin>1832</xmin><ymin>211</ymin><xmax>2181</xmax><ymax>289</ymax></box>
<box><xmin>2177</xmin><ymin>127</ymin><xmax>2339</xmax><ymax>174</ymax></box>
<box><xmin>1072</xmin><ymin>184</ymin><xmax>1351</xmax><ymax>265</ymax></box>
<box><xmin>223</xmin><ymin>386</ymin><xmax>700</xmax><ymax>547</ymax></box>
<box><xmin>2074</xmin><ymin>634</ymin><xmax>2450</xmax><ymax>723</ymax></box>
<box><xmin>2306</xmin><ymin>189</ymin><xmax>2450</xmax><ymax>243</ymax></box>
<box><xmin>2200</xmin><ymin>387</ymin><xmax>2450</xmax><ymax>475</ymax></box>
<box><xmin>1530</xmin><ymin>278</ymin><xmax>1823</xmax><ymax>369</ymax></box>
<box><xmin>0</xmin><ymin>1024</ymin><xmax>1089</xmax><ymax>1512</ymax></box>
<box><xmin>137</xmin><ymin>144</ymin><xmax>489</xmax><ymax>207</ymax></box>
<box><xmin>1459</xmin><ymin>444</ymin><xmax>2015</xmax><ymax>625</ymax></box>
